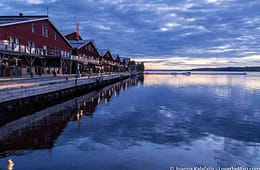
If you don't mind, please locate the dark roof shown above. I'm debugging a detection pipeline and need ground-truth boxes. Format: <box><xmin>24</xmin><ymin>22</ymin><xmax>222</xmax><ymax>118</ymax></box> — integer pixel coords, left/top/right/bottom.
<box><xmin>119</xmin><ymin>57</ymin><xmax>130</xmax><ymax>61</ymax></box>
<box><xmin>97</xmin><ymin>49</ymin><xmax>109</xmax><ymax>56</ymax></box>
<box><xmin>0</xmin><ymin>16</ymin><xmax>48</xmax><ymax>26</ymax></box>
<box><xmin>69</xmin><ymin>40</ymin><xmax>96</xmax><ymax>49</ymax></box>
<box><xmin>69</xmin><ymin>40</ymin><xmax>92</xmax><ymax>48</ymax></box>
<box><xmin>112</xmin><ymin>54</ymin><xmax>119</xmax><ymax>60</ymax></box>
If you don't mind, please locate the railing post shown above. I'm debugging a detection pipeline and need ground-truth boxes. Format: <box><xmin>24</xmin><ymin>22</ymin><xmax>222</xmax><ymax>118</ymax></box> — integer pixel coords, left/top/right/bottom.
<box><xmin>11</xmin><ymin>42</ymin><xmax>14</xmax><ymax>51</ymax></box>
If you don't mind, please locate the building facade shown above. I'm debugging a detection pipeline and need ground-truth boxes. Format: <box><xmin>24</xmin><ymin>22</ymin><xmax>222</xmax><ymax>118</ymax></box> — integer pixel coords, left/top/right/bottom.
<box><xmin>66</xmin><ymin>32</ymin><xmax>102</xmax><ymax>74</ymax></box>
<box><xmin>70</xmin><ymin>39</ymin><xmax>101</xmax><ymax>73</ymax></box>
<box><xmin>0</xmin><ymin>14</ymin><xmax>72</xmax><ymax>76</ymax></box>
<box><xmin>98</xmin><ymin>49</ymin><xmax>116</xmax><ymax>72</ymax></box>
<box><xmin>0</xmin><ymin>14</ymin><xmax>132</xmax><ymax>77</ymax></box>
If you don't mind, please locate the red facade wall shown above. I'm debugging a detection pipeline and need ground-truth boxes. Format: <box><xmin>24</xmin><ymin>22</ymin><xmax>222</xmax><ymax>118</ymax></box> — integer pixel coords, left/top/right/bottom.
<box><xmin>115</xmin><ymin>56</ymin><xmax>121</xmax><ymax>63</ymax></box>
<box><xmin>0</xmin><ymin>19</ymin><xmax>71</xmax><ymax>52</ymax></box>
<box><xmin>78</xmin><ymin>42</ymin><xmax>100</xmax><ymax>59</ymax></box>
<box><xmin>103</xmin><ymin>51</ymin><xmax>113</xmax><ymax>61</ymax></box>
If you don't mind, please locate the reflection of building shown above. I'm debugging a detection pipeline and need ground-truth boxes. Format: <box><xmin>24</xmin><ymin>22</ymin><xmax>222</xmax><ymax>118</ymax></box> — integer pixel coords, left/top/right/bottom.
<box><xmin>0</xmin><ymin>76</ymin><xmax>142</xmax><ymax>154</ymax></box>
<box><xmin>0</xmin><ymin>110</ymin><xmax>72</xmax><ymax>152</ymax></box>
<box><xmin>0</xmin><ymin>14</ymin><xmax>73</xmax><ymax>76</ymax></box>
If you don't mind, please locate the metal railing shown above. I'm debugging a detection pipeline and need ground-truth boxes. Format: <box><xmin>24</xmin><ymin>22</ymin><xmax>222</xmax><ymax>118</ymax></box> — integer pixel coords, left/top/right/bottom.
<box><xmin>71</xmin><ymin>55</ymin><xmax>101</xmax><ymax>65</ymax></box>
<box><xmin>0</xmin><ymin>41</ymin><xmax>71</xmax><ymax>58</ymax></box>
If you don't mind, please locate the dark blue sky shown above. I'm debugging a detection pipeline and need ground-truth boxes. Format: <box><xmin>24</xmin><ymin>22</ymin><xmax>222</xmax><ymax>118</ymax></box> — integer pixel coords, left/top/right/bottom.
<box><xmin>1</xmin><ymin>0</ymin><xmax>259</xmax><ymax>69</ymax></box>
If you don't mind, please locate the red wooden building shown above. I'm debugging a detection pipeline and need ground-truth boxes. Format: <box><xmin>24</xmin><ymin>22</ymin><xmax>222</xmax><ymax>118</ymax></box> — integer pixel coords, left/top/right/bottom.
<box><xmin>112</xmin><ymin>54</ymin><xmax>121</xmax><ymax>72</ymax></box>
<box><xmin>65</xmin><ymin>31</ymin><xmax>83</xmax><ymax>41</ymax></box>
<box><xmin>0</xmin><ymin>14</ymin><xmax>73</xmax><ymax>76</ymax></box>
<box><xmin>97</xmin><ymin>49</ymin><xmax>116</xmax><ymax>72</ymax></box>
<box><xmin>119</xmin><ymin>57</ymin><xmax>131</xmax><ymax>72</ymax></box>
<box><xmin>65</xmin><ymin>31</ymin><xmax>101</xmax><ymax>73</ymax></box>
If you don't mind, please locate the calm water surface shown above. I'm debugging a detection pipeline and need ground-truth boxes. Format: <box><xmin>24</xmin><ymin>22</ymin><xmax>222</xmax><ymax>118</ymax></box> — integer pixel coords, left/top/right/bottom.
<box><xmin>0</xmin><ymin>73</ymin><xmax>260</xmax><ymax>170</ymax></box>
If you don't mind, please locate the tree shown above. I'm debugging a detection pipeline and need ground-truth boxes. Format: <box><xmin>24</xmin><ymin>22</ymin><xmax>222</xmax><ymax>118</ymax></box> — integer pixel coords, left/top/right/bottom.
<box><xmin>136</xmin><ymin>62</ymin><xmax>144</xmax><ymax>72</ymax></box>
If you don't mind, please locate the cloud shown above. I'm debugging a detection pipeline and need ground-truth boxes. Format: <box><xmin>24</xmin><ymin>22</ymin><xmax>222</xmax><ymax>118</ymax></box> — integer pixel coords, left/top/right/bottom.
<box><xmin>16</xmin><ymin>0</ymin><xmax>48</xmax><ymax>5</ymax></box>
<box><xmin>0</xmin><ymin>0</ymin><xmax>259</xmax><ymax>68</ymax></box>
<box><xmin>135</xmin><ymin>55</ymin><xmax>260</xmax><ymax>69</ymax></box>
<box><xmin>206</xmin><ymin>0</ymin><xmax>221</xmax><ymax>4</ymax></box>
<box><xmin>94</xmin><ymin>23</ymin><xmax>111</xmax><ymax>31</ymax></box>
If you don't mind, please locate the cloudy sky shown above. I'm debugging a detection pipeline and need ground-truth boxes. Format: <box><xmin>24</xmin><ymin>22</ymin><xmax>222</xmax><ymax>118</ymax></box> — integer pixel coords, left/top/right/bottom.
<box><xmin>0</xmin><ymin>0</ymin><xmax>260</xmax><ymax>69</ymax></box>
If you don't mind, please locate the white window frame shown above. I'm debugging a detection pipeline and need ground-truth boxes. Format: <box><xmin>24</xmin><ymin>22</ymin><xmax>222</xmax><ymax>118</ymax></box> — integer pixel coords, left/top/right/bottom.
<box><xmin>32</xmin><ymin>23</ymin><xmax>35</xmax><ymax>33</ymax></box>
<box><xmin>42</xmin><ymin>25</ymin><xmax>48</xmax><ymax>37</ymax></box>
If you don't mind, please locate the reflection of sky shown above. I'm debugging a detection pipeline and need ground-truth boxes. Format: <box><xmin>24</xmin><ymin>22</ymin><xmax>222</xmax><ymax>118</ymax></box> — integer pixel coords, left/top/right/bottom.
<box><xmin>144</xmin><ymin>73</ymin><xmax>260</xmax><ymax>90</ymax></box>
<box><xmin>1</xmin><ymin>75</ymin><xmax>260</xmax><ymax>169</ymax></box>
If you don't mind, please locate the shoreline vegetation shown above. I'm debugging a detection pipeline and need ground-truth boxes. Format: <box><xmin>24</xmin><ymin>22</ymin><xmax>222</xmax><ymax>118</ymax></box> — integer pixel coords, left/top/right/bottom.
<box><xmin>145</xmin><ymin>66</ymin><xmax>260</xmax><ymax>72</ymax></box>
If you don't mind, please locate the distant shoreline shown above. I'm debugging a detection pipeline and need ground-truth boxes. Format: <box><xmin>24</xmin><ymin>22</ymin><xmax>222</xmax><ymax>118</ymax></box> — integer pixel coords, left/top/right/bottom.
<box><xmin>145</xmin><ymin>66</ymin><xmax>260</xmax><ymax>72</ymax></box>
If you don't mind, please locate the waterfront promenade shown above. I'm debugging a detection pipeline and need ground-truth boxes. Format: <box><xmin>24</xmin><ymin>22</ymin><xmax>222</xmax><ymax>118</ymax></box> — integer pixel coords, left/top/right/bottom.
<box><xmin>0</xmin><ymin>72</ymin><xmax>131</xmax><ymax>104</ymax></box>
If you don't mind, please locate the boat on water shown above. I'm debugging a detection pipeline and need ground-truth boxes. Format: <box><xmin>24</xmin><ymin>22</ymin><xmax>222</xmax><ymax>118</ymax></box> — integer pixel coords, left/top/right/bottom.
<box><xmin>170</xmin><ymin>71</ymin><xmax>191</xmax><ymax>75</ymax></box>
<box><xmin>182</xmin><ymin>71</ymin><xmax>191</xmax><ymax>75</ymax></box>
<box><xmin>170</xmin><ymin>71</ymin><xmax>247</xmax><ymax>75</ymax></box>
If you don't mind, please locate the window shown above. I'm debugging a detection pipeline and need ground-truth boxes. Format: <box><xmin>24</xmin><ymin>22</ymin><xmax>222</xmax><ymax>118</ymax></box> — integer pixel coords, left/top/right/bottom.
<box><xmin>9</xmin><ymin>37</ymin><xmax>14</xmax><ymax>43</ymax></box>
<box><xmin>42</xmin><ymin>25</ymin><xmax>44</xmax><ymax>36</ymax></box>
<box><xmin>32</xmin><ymin>23</ymin><xmax>35</xmax><ymax>33</ymax></box>
<box><xmin>9</xmin><ymin>37</ymin><xmax>14</xmax><ymax>47</ymax></box>
<box><xmin>88</xmin><ymin>44</ymin><xmax>91</xmax><ymax>51</ymax></box>
<box><xmin>15</xmin><ymin>38</ymin><xmax>19</xmax><ymax>45</ymax></box>
<box><xmin>42</xmin><ymin>25</ymin><xmax>48</xmax><ymax>37</ymax></box>
<box><xmin>28</xmin><ymin>41</ymin><xmax>35</xmax><ymax>48</ymax></box>
<box><xmin>43</xmin><ymin>46</ymin><xmax>48</xmax><ymax>55</ymax></box>
<box><xmin>15</xmin><ymin>39</ymin><xmax>20</xmax><ymax>49</ymax></box>
<box><xmin>45</xmin><ymin>26</ymin><xmax>48</xmax><ymax>37</ymax></box>
<box><xmin>54</xmin><ymin>33</ymin><xmax>57</xmax><ymax>40</ymax></box>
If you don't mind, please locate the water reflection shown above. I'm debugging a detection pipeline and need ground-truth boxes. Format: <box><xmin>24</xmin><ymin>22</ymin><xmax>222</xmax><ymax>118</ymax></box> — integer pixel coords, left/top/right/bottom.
<box><xmin>0</xmin><ymin>74</ymin><xmax>260</xmax><ymax>169</ymax></box>
<box><xmin>7</xmin><ymin>159</ymin><xmax>14</xmax><ymax>170</ymax></box>
<box><xmin>0</xmin><ymin>76</ymin><xmax>142</xmax><ymax>157</ymax></box>
<box><xmin>144</xmin><ymin>73</ymin><xmax>260</xmax><ymax>90</ymax></box>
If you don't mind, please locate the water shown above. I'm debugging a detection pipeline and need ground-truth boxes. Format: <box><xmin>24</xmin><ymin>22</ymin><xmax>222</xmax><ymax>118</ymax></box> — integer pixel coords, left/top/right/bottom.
<box><xmin>0</xmin><ymin>73</ymin><xmax>260</xmax><ymax>169</ymax></box>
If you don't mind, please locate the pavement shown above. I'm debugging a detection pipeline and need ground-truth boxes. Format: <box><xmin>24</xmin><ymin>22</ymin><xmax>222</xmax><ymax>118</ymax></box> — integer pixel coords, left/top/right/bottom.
<box><xmin>0</xmin><ymin>74</ymin><xmax>74</xmax><ymax>89</ymax></box>
<box><xmin>0</xmin><ymin>73</ymin><xmax>128</xmax><ymax>91</ymax></box>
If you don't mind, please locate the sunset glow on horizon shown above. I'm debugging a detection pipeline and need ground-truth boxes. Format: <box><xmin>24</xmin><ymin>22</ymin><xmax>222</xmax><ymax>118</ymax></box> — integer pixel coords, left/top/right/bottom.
<box><xmin>134</xmin><ymin>55</ymin><xmax>260</xmax><ymax>70</ymax></box>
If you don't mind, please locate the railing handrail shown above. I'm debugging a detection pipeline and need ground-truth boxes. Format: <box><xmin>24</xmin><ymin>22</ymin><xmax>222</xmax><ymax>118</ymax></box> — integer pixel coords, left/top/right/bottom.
<box><xmin>0</xmin><ymin>41</ymin><xmax>71</xmax><ymax>58</ymax></box>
